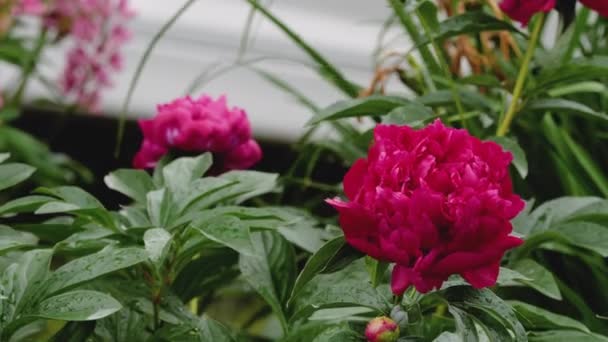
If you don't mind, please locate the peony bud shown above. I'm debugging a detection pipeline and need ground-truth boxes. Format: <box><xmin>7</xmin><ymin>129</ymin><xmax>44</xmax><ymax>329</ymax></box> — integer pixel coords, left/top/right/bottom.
<box><xmin>365</xmin><ymin>316</ymin><xmax>400</xmax><ymax>342</ymax></box>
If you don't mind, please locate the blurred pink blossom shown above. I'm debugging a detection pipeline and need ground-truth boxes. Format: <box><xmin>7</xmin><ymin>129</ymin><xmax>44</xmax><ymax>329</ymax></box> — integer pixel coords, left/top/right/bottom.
<box><xmin>45</xmin><ymin>0</ymin><xmax>135</xmax><ymax>111</ymax></box>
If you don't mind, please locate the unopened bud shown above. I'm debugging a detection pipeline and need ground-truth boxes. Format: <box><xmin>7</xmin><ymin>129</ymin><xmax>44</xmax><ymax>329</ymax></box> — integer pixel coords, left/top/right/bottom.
<box><xmin>365</xmin><ymin>316</ymin><xmax>400</xmax><ymax>342</ymax></box>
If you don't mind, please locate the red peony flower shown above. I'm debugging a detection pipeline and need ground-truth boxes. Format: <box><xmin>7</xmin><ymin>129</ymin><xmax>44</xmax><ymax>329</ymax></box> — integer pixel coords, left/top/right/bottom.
<box><xmin>133</xmin><ymin>95</ymin><xmax>262</xmax><ymax>172</ymax></box>
<box><xmin>499</xmin><ymin>0</ymin><xmax>555</xmax><ymax>25</ymax></box>
<box><xmin>579</xmin><ymin>0</ymin><xmax>608</xmax><ymax>17</ymax></box>
<box><xmin>327</xmin><ymin>120</ymin><xmax>524</xmax><ymax>295</ymax></box>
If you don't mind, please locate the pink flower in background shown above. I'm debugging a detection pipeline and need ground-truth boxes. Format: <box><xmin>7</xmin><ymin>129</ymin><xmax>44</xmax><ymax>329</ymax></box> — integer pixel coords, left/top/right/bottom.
<box><xmin>327</xmin><ymin>120</ymin><xmax>524</xmax><ymax>295</ymax></box>
<box><xmin>45</xmin><ymin>0</ymin><xmax>134</xmax><ymax>111</ymax></box>
<box><xmin>133</xmin><ymin>95</ymin><xmax>262</xmax><ymax>172</ymax></box>
<box><xmin>13</xmin><ymin>0</ymin><xmax>45</xmax><ymax>15</ymax></box>
<box><xmin>499</xmin><ymin>0</ymin><xmax>555</xmax><ymax>25</ymax></box>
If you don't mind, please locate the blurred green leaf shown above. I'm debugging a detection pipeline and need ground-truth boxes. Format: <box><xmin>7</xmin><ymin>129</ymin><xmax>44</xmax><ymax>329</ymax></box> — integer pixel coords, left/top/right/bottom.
<box><xmin>0</xmin><ymin>162</ymin><xmax>36</xmax><ymax>191</ymax></box>
<box><xmin>525</xmin><ymin>99</ymin><xmax>608</xmax><ymax>123</ymax></box>
<box><xmin>0</xmin><ymin>225</ymin><xmax>38</xmax><ymax>254</ymax></box>
<box><xmin>144</xmin><ymin>228</ymin><xmax>172</xmax><ymax>265</ymax></box>
<box><xmin>382</xmin><ymin>103</ymin><xmax>434</xmax><ymax>126</ymax></box>
<box><xmin>511</xmin><ymin>259</ymin><xmax>561</xmax><ymax>300</ymax></box>
<box><xmin>509</xmin><ymin>301</ymin><xmax>590</xmax><ymax>332</ymax></box>
<box><xmin>309</xmin><ymin>95</ymin><xmax>410</xmax><ymax>124</ymax></box>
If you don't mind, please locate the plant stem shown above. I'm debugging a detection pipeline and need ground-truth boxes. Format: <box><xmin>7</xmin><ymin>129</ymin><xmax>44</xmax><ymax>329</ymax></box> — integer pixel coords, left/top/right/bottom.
<box><xmin>12</xmin><ymin>29</ymin><xmax>47</xmax><ymax>107</ymax></box>
<box><xmin>496</xmin><ymin>13</ymin><xmax>545</xmax><ymax>137</ymax></box>
<box><xmin>415</xmin><ymin>7</ymin><xmax>466</xmax><ymax>128</ymax></box>
<box><xmin>114</xmin><ymin>0</ymin><xmax>198</xmax><ymax>157</ymax></box>
<box><xmin>387</xmin><ymin>0</ymin><xmax>440</xmax><ymax>90</ymax></box>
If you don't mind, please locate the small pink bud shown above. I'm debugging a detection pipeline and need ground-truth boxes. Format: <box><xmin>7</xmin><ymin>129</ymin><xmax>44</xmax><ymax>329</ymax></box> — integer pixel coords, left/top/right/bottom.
<box><xmin>365</xmin><ymin>316</ymin><xmax>400</xmax><ymax>342</ymax></box>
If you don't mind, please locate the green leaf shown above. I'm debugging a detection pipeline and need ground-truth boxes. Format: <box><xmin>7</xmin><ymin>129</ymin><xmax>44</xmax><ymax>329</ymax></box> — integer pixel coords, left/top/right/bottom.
<box><xmin>382</xmin><ymin>103</ymin><xmax>434</xmax><ymax>127</ymax></box>
<box><xmin>1</xmin><ymin>249</ymin><xmax>53</xmax><ymax>316</ymax></box>
<box><xmin>448</xmin><ymin>288</ymin><xmax>526</xmax><ymax>342</ymax></box>
<box><xmin>44</xmin><ymin>247</ymin><xmax>148</xmax><ymax>295</ymax></box>
<box><xmin>104</xmin><ymin>169</ymin><xmax>155</xmax><ymax>203</ymax></box>
<box><xmin>291</xmin><ymin>259</ymin><xmax>388</xmax><ymax>321</ymax></box>
<box><xmin>551</xmin><ymin>221</ymin><xmax>608</xmax><ymax>257</ymax></box>
<box><xmin>508</xmin><ymin>300</ymin><xmax>590</xmax><ymax>333</ymax></box>
<box><xmin>31</xmin><ymin>290</ymin><xmax>121</xmax><ymax>321</ymax></box>
<box><xmin>212</xmin><ymin>171</ymin><xmax>278</xmax><ymax>205</ymax></box>
<box><xmin>0</xmin><ymin>225</ymin><xmax>38</xmax><ymax>253</ymax></box>
<box><xmin>418</xmin><ymin>89</ymin><xmax>494</xmax><ymax>111</ymax></box>
<box><xmin>147</xmin><ymin>189</ymin><xmax>173</xmax><ymax>228</ymax></box>
<box><xmin>144</xmin><ymin>228</ymin><xmax>172</xmax><ymax>264</ymax></box>
<box><xmin>530</xmin><ymin>196</ymin><xmax>602</xmax><ymax>231</ymax></box>
<box><xmin>239</xmin><ymin>232</ymin><xmax>296</xmax><ymax>332</ymax></box>
<box><xmin>421</xmin><ymin>11</ymin><xmax>521</xmax><ymax>45</ymax></box>
<box><xmin>489</xmin><ymin>136</ymin><xmax>528</xmax><ymax>179</ymax></box>
<box><xmin>0</xmin><ymin>195</ymin><xmax>54</xmax><ymax>216</ymax></box>
<box><xmin>528</xmin><ymin>330</ymin><xmax>608</xmax><ymax>342</ymax></box>
<box><xmin>434</xmin><ymin>332</ymin><xmax>462</xmax><ymax>342</ymax></box>
<box><xmin>547</xmin><ymin>81</ymin><xmax>606</xmax><ymax>97</ymax></box>
<box><xmin>194</xmin><ymin>215</ymin><xmax>254</xmax><ymax>256</ymax></box>
<box><xmin>177</xmin><ymin>177</ymin><xmax>236</xmax><ymax>215</ymax></box>
<box><xmin>34</xmin><ymin>187</ymin><xmax>116</xmax><ymax>230</ymax></box>
<box><xmin>0</xmin><ymin>153</ymin><xmax>10</xmax><ymax>163</ymax></box>
<box><xmin>561</xmin><ymin>133</ymin><xmax>608</xmax><ymax>197</ymax></box>
<box><xmin>364</xmin><ymin>257</ymin><xmax>389</xmax><ymax>288</ymax></box>
<box><xmin>245</xmin><ymin>0</ymin><xmax>360</xmax><ymax>98</ymax></box>
<box><xmin>309</xmin><ymin>95</ymin><xmax>410</xmax><ymax>124</ymax></box>
<box><xmin>0</xmin><ymin>162</ymin><xmax>36</xmax><ymax>191</ymax></box>
<box><xmin>511</xmin><ymin>259</ymin><xmax>561</xmax><ymax>300</ymax></box>
<box><xmin>536</xmin><ymin>56</ymin><xmax>608</xmax><ymax>91</ymax></box>
<box><xmin>162</xmin><ymin>154</ymin><xmax>212</xmax><ymax>199</ymax></box>
<box><xmin>290</xmin><ymin>236</ymin><xmax>355</xmax><ymax>301</ymax></box>
<box><xmin>447</xmin><ymin>305</ymin><xmax>479</xmax><ymax>342</ymax></box>
<box><xmin>308</xmin><ymin>306</ymin><xmax>374</xmax><ymax>322</ymax></box>
<box><xmin>525</xmin><ymin>99</ymin><xmax>608</xmax><ymax>123</ymax></box>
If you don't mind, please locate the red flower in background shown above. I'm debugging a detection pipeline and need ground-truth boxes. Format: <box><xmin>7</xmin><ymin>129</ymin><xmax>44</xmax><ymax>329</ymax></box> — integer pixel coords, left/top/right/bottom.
<box><xmin>499</xmin><ymin>0</ymin><xmax>555</xmax><ymax>25</ymax></box>
<box><xmin>327</xmin><ymin>120</ymin><xmax>524</xmax><ymax>295</ymax></box>
<box><xmin>500</xmin><ymin>0</ymin><xmax>607</xmax><ymax>25</ymax></box>
<box><xmin>133</xmin><ymin>95</ymin><xmax>262</xmax><ymax>172</ymax></box>
<box><xmin>579</xmin><ymin>0</ymin><xmax>608</xmax><ymax>17</ymax></box>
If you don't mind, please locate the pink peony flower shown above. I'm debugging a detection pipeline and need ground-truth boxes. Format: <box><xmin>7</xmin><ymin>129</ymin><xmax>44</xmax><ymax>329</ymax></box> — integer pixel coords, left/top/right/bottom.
<box><xmin>579</xmin><ymin>0</ymin><xmax>608</xmax><ymax>17</ymax></box>
<box><xmin>499</xmin><ymin>0</ymin><xmax>555</xmax><ymax>25</ymax></box>
<box><xmin>45</xmin><ymin>0</ymin><xmax>134</xmax><ymax>111</ymax></box>
<box><xmin>13</xmin><ymin>0</ymin><xmax>45</xmax><ymax>15</ymax></box>
<box><xmin>133</xmin><ymin>95</ymin><xmax>262</xmax><ymax>172</ymax></box>
<box><xmin>365</xmin><ymin>317</ymin><xmax>400</xmax><ymax>342</ymax></box>
<box><xmin>327</xmin><ymin>120</ymin><xmax>524</xmax><ymax>295</ymax></box>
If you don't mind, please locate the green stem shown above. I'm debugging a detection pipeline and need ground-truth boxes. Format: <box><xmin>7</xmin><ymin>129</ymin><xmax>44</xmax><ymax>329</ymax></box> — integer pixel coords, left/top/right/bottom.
<box><xmin>415</xmin><ymin>7</ymin><xmax>466</xmax><ymax>128</ymax></box>
<box><xmin>496</xmin><ymin>13</ymin><xmax>545</xmax><ymax>137</ymax></box>
<box><xmin>387</xmin><ymin>0</ymin><xmax>440</xmax><ymax>90</ymax></box>
<box><xmin>114</xmin><ymin>0</ymin><xmax>198</xmax><ymax>157</ymax></box>
<box><xmin>12</xmin><ymin>29</ymin><xmax>47</xmax><ymax>106</ymax></box>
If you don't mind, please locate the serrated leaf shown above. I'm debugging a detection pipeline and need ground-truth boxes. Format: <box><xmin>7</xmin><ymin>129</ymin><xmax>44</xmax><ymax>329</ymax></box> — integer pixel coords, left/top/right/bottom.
<box><xmin>31</xmin><ymin>290</ymin><xmax>121</xmax><ymax>321</ymax></box>
<box><xmin>104</xmin><ymin>169</ymin><xmax>155</xmax><ymax>203</ymax></box>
